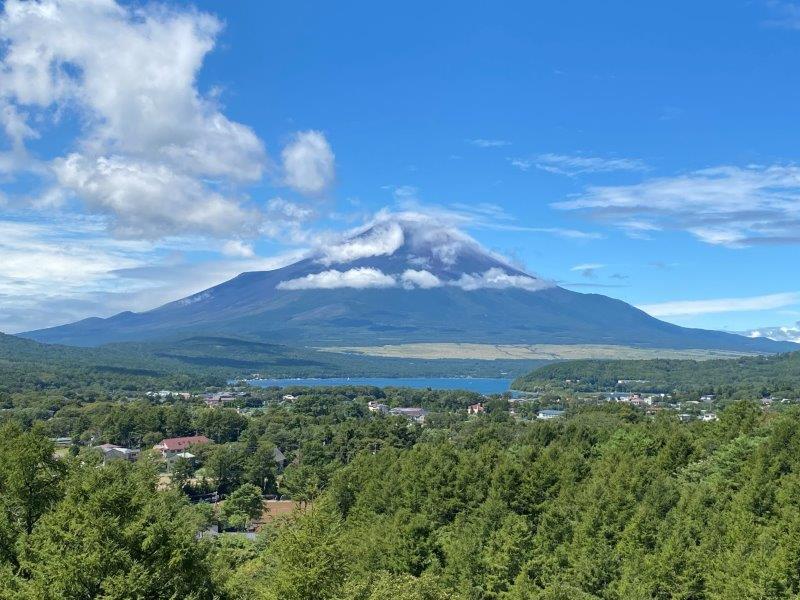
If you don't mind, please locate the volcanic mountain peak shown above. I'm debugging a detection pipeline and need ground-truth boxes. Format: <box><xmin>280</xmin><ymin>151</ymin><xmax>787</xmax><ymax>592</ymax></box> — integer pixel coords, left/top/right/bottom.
<box><xmin>20</xmin><ymin>213</ymin><xmax>799</xmax><ymax>354</ymax></box>
<box><xmin>284</xmin><ymin>213</ymin><xmax>549</xmax><ymax>292</ymax></box>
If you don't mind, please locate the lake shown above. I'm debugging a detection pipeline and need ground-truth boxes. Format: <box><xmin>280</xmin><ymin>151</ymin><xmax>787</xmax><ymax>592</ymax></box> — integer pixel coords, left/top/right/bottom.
<box><xmin>248</xmin><ymin>377</ymin><xmax>514</xmax><ymax>394</ymax></box>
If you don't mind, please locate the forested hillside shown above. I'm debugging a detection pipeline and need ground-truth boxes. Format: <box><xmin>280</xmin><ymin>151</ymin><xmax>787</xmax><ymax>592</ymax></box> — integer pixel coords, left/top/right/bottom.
<box><xmin>513</xmin><ymin>351</ymin><xmax>800</xmax><ymax>399</ymax></box>
<box><xmin>0</xmin><ymin>333</ymin><xmax>541</xmax><ymax>396</ymax></box>
<box><xmin>2</xmin><ymin>395</ymin><xmax>800</xmax><ymax>599</ymax></box>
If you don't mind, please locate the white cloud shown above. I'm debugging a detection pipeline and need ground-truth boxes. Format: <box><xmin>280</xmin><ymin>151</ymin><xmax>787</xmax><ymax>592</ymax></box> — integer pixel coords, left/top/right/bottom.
<box><xmin>276</xmin><ymin>264</ymin><xmax>551</xmax><ymax>293</ymax></box>
<box><xmin>391</xmin><ymin>185</ymin><xmax>419</xmax><ymax>202</ymax></box>
<box><xmin>282</xmin><ymin>130</ymin><xmax>335</xmax><ymax>195</ymax></box>
<box><xmin>319</xmin><ymin>220</ymin><xmax>405</xmax><ymax>265</ymax></box>
<box><xmin>394</xmin><ymin>200</ymin><xmax>602</xmax><ymax>242</ymax></box>
<box><xmin>221</xmin><ymin>240</ymin><xmax>255</xmax><ymax>258</ymax></box>
<box><xmin>260</xmin><ymin>197</ymin><xmax>317</xmax><ymax>244</ymax></box>
<box><xmin>401</xmin><ymin>269</ymin><xmax>442</xmax><ymax>289</ymax></box>
<box><xmin>571</xmin><ymin>263</ymin><xmax>606</xmax><ymax>278</ymax></box>
<box><xmin>0</xmin><ymin>211</ymin><xmax>315</xmax><ymax>333</ymax></box>
<box><xmin>554</xmin><ymin>165</ymin><xmax>800</xmax><ymax>246</ymax></box>
<box><xmin>277</xmin><ymin>267</ymin><xmax>397</xmax><ymax>290</ymax></box>
<box><xmin>638</xmin><ymin>292</ymin><xmax>800</xmax><ymax>317</ymax></box>
<box><xmin>745</xmin><ymin>322</ymin><xmax>800</xmax><ymax>344</ymax></box>
<box><xmin>0</xmin><ymin>218</ymin><xmax>145</xmax><ymax>294</ymax></box>
<box><xmin>511</xmin><ymin>153</ymin><xmax>648</xmax><ymax>176</ymax></box>
<box><xmin>469</xmin><ymin>138</ymin><xmax>511</xmax><ymax>148</ymax></box>
<box><xmin>53</xmin><ymin>153</ymin><xmax>261</xmax><ymax>238</ymax></box>
<box><xmin>455</xmin><ymin>268</ymin><xmax>550</xmax><ymax>292</ymax></box>
<box><xmin>0</xmin><ymin>0</ymin><xmax>270</xmax><ymax>237</ymax></box>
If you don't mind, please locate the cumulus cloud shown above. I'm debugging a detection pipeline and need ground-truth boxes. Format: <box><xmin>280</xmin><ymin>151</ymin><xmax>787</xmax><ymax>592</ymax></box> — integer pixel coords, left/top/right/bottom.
<box><xmin>282</xmin><ymin>130</ymin><xmax>335</xmax><ymax>195</ymax></box>
<box><xmin>455</xmin><ymin>268</ymin><xmax>550</xmax><ymax>292</ymax></box>
<box><xmin>638</xmin><ymin>292</ymin><xmax>800</xmax><ymax>317</ymax></box>
<box><xmin>53</xmin><ymin>154</ymin><xmax>261</xmax><ymax>238</ymax></box>
<box><xmin>511</xmin><ymin>153</ymin><xmax>648</xmax><ymax>176</ymax></box>
<box><xmin>319</xmin><ymin>220</ymin><xmax>405</xmax><ymax>265</ymax></box>
<box><xmin>277</xmin><ymin>267</ymin><xmax>397</xmax><ymax>290</ymax></box>
<box><xmin>277</xmin><ymin>265</ymin><xmax>550</xmax><ymax>293</ymax></box>
<box><xmin>401</xmin><ymin>269</ymin><xmax>442</xmax><ymax>289</ymax></box>
<box><xmin>554</xmin><ymin>165</ymin><xmax>800</xmax><ymax>247</ymax></box>
<box><xmin>0</xmin><ymin>0</ymin><xmax>271</xmax><ymax>238</ymax></box>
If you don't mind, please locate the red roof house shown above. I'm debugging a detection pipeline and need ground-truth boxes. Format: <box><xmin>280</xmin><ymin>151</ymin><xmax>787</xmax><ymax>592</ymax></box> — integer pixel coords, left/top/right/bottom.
<box><xmin>153</xmin><ymin>435</ymin><xmax>211</xmax><ymax>459</ymax></box>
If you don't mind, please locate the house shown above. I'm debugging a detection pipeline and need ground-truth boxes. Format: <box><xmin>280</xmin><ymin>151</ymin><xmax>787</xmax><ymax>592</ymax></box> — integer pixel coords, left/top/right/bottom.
<box><xmin>153</xmin><ymin>435</ymin><xmax>212</xmax><ymax>460</ymax></box>
<box><xmin>390</xmin><ymin>407</ymin><xmax>427</xmax><ymax>424</ymax></box>
<box><xmin>700</xmin><ymin>412</ymin><xmax>718</xmax><ymax>422</ymax></box>
<box><xmin>467</xmin><ymin>402</ymin><xmax>486</xmax><ymax>415</ymax></box>
<box><xmin>96</xmin><ymin>443</ymin><xmax>140</xmax><ymax>463</ymax></box>
<box><xmin>537</xmin><ymin>409</ymin><xmax>565</xmax><ymax>420</ymax></box>
<box><xmin>700</xmin><ymin>394</ymin><xmax>716</xmax><ymax>402</ymax></box>
<box><xmin>204</xmin><ymin>392</ymin><xmax>236</xmax><ymax>407</ymax></box>
<box><xmin>367</xmin><ymin>400</ymin><xmax>389</xmax><ymax>414</ymax></box>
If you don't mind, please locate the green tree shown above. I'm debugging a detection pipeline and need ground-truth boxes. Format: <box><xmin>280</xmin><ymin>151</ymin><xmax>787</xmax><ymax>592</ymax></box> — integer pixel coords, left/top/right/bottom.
<box><xmin>0</xmin><ymin>423</ymin><xmax>65</xmax><ymax>538</ymax></box>
<box><xmin>10</xmin><ymin>460</ymin><xmax>219</xmax><ymax>599</ymax></box>
<box><xmin>222</xmin><ymin>483</ymin><xmax>264</xmax><ymax>530</ymax></box>
<box><xmin>233</xmin><ymin>505</ymin><xmax>346</xmax><ymax>600</ymax></box>
<box><xmin>172</xmin><ymin>456</ymin><xmax>195</xmax><ymax>492</ymax></box>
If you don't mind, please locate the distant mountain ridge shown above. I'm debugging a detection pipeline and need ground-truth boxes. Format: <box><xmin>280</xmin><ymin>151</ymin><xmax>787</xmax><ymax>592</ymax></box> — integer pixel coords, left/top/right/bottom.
<box><xmin>22</xmin><ymin>215</ymin><xmax>798</xmax><ymax>354</ymax></box>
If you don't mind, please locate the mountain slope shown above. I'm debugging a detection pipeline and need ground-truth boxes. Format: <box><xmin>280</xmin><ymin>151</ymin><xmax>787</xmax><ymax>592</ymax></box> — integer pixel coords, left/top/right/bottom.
<box><xmin>0</xmin><ymin>332</ymin><xmax>544</xmax><ymax>393</ymax></box>
<box><xmin>22</xmin><ymin>215</ymin><xmax>797</xmax><ymax>353</ymax></box>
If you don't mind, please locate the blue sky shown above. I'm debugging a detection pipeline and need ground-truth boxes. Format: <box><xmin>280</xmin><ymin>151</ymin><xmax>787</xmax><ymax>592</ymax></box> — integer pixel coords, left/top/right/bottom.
<box><xmin>1</xmin><ymin>0</ymin><xmax>799</xmax><ymax>338</ymax></box>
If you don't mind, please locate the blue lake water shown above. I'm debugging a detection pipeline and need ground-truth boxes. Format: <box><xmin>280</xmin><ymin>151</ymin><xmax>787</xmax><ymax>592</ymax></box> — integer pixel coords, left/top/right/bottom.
<box><xmin>248</xmin><ymin>377</ymin><xmax>514</xmax><ymax>394</ymax></box>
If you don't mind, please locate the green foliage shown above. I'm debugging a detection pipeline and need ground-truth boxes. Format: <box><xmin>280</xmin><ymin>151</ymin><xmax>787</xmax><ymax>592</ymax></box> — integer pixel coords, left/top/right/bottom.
<box><xmin>0</xmin><ymin>429</ymin><xmax>219</xmax><ymax>599</ymax></box>
<box><xmin>10</xmin><ymin>380</ymin><xmax>800</xmax><ymax>599</ymax></box>
<box><xmin>222</xmin><ymin>484</ymin><xmax>264</xmax><ymax>530</ymax></box>
<box><xmin>232</xmin><ymin>505</ymin><xmax>347</xmax><ymax>600</ymax></box>
<box><xmin>514</xmin><ymin>351</ymin><xmax>800</xmax><ymax>399</ymax></box>
<box><xmin>0</xmin><ymin>423</ymin><xmax>65</xmax><ymax>539</ymax></box>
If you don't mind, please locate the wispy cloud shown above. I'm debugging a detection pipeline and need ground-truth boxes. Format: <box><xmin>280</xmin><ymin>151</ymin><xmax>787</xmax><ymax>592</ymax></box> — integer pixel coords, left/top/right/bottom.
<box><xmin>763</xmin><ymin>1</ymin><xmax>800</xmax><ymax>29</ymax></box>
<box><xmin>570</xmin><ymin>263</ymin><xmax>606</xmax><ymax>278</ymax></box>
<box><xmin>511</xmin><ymin>153</ymin><xmax>648</xmax><ymax>177</ymax></box>
<box><xmin>468</xmin><ymin>139</ymin><xmax>511</xmax><ymax>148</ymax></box>
<box><xmin>553</xmin><ymin>164</ymin><xmax>800</xmax><ymax>247</ymax></box>
<box><xmin>0</xmin><ymin>214</ymin><xmax>306</xmax><ymax>333</ymax></box>
<box><xmin>396</xmin><ymin>198</ymin><xmax>602</xmax><ymax>241</ymax></box>
<box><xmin>638</xmin><ymin>291</ymin><xmax>800</xmax><ymax>317</ymax></box>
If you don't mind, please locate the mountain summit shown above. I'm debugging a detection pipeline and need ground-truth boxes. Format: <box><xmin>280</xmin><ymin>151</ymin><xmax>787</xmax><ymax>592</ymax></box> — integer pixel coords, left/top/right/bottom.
<box><xmin>22</xmin><ymin>215</ymin><xmax>797</xmax><ymax>353</ymax></box>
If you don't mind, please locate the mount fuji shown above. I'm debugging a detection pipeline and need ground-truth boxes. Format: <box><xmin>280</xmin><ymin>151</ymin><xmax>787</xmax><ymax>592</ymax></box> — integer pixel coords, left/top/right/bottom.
<box><xmin>22</xmin><ymin>215</ymin><xmax>797</xmax><ymax>353</ymax></box>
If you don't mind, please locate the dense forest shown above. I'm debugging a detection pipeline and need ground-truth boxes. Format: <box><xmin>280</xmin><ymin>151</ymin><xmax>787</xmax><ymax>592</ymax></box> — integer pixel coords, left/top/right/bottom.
<box><xmin>6</xmin><ymin>335</ymin><xmax>800</xmax><ymax>597</ymax></box>
<box><xmin>514</xmin><ymin>351</ymin><xmax>800</xmax><ymax>399</ymax></box>
<box><xmin>3</xmin><ymin>375</ymin><xmax>800</xmax><ymax>598</ymax></box>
